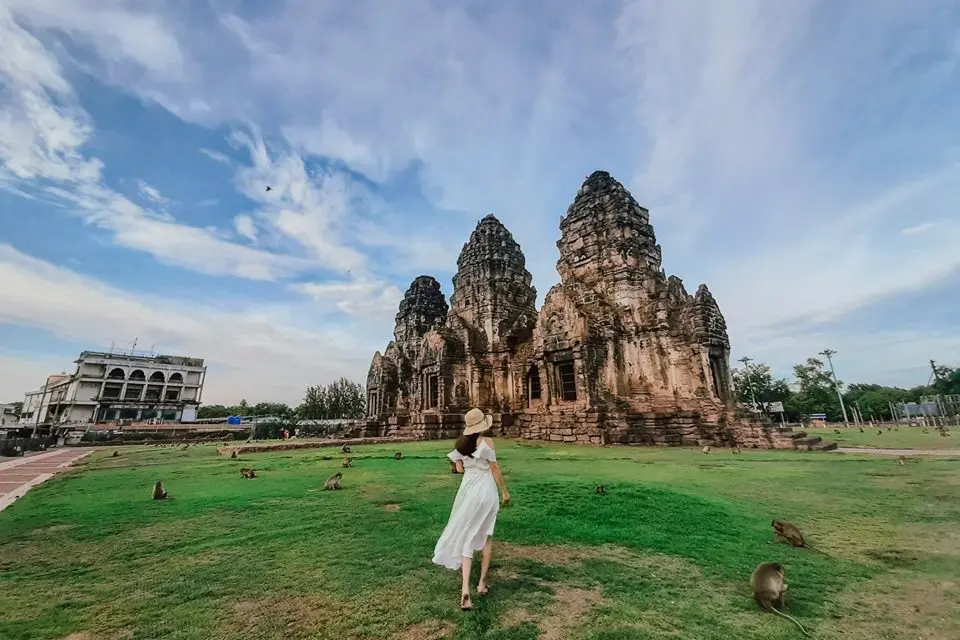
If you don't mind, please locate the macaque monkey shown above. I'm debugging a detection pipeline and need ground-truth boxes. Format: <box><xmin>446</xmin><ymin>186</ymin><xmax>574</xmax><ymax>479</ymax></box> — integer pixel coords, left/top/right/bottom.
<box><xmin>112</xmin><ymin>451</ymin><xmax>119</xmax><ymax>457</ymax></box>
<box><xmin>751</xmin><ymin>562</ymin><xmax>809</xmax><ymax>636</ymax></box>
<box><xmin>342</xmin><ymin>457</ymin><xmax>353</xmax><ymax>468</ymax></box>
<box><xmin>394</xmin><ymin>451</ymin><xmax>403</xmax><ymax>460</ymax></box>
<box><xmin>702</xmin><ymin>446</ymin><xmax>711</xmax><ymax>454</ymax></box>
<box><xmin>771</xmin><ymin>520</ymin><xmax>826</xmax><ymax>555</ymax></box>
<box><xmin>240</xmin><ymin>468</ymin><xmax>256</xmax><ymax>479</ymax></box>
<box><xmin>732</xmin><ymin>445</ymin><xmax>742</xmax><ymax>454</ymax></box>
<box><xmin>340</xmin><ymin>444</ymin><xmax>351</xmax><ymax>454</ymax></box>
<box><xmin>152</xmin><ymin>481</ymin><xmax>168</xmax><ymax>500</ymax></box>
<box><xmin>323</xmin><ymin>472</ymin><xmax>343</xmax><ymax>491</ymax></box>
<box><xmin>897</xmin><ymin>455</ymin><xmax>906</xmax><ymax>466</ymax></box>
<box><xmin>595</xmin><ymin>484</ymin><xmax>607</xmax><ymax>495</ymax></box>
<box><xmin>230</xmin><ymin>450</ymin><xmax>238</xmax><ymax>459</ymax></box>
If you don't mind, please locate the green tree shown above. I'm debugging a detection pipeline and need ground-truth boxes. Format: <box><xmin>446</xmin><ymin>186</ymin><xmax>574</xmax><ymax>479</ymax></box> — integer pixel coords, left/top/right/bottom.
<box><xmin>731</xmin><ymin>363</ymin><xmax>792</xmax><ymax>414</ymax></box>
<box><xmin>297</xmin><ymin>378</ymin><xmax>364</xmax><ymax>420</ymax></box>
<box><xmin>787</xmin><ymin>357</ymin><xmax>843</xmax><ymax>421</ymax></box>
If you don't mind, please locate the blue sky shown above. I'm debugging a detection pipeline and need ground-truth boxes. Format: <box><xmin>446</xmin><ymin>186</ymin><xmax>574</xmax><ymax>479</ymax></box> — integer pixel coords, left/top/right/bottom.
<box><xmin>1</xmin><ymin>1</ymin><xmax>959</xmax><ymax>405</ymax></box>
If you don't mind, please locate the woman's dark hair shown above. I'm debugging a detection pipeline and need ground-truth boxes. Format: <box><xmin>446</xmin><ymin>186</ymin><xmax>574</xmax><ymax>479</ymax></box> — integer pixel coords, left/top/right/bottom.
<box><xmin>455</xmin><ymin>433</ymin><xmax>480</xmax><ymax>458</ymax></box>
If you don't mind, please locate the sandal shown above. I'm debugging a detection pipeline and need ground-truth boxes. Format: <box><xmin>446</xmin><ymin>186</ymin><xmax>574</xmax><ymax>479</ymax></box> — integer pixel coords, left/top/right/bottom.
<box><xmin>460</xmin><ymin>593</ymin><xmax>473</xmax><ymax>611</ymax></box>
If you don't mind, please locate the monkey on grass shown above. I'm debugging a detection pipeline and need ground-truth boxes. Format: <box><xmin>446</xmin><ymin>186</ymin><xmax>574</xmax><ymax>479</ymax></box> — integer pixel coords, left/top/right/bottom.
<box><xmin>230</xmin><ymin>450</ymin><xmax>237</xmax><ymax>459</ymax></box>
<box><xmin>702</xmin><ymin>445</ymin><xmax>711</xmax><ymax>454</ymax></box>
<box><xmin>342</xmin><ymin>457</ymin><xmax>353</xmax><ymax>468</ymax></box>
<box><xmin>394</xmin><ymin>451</ymin><xmax>403</xmax><ymax>460</ymax></box>
<box><xmin>595</xmin><ymin>484</ymin><xmax>607</xmax><ymax>495</ymax></box>
<box><xmin>897</xmin><ymin>455</ymin><xmax>906</xmax><ymax>466</ymax></box>
<box><xmin>112</xmin><ymin>451</ymin><xmax>119</xmax><ymax>457</ymax></box>
<box><xmin>751</xmin><ymin>562</ymin><xmax>809</xmax><ymax>636</ymax></box>
<box><xmin>731</xmin><ymin>445</ymin><xmax>742</xmax><ymax>454</ymax></box>
<box><xmin>340</xmin><ymin>444</ymin><xmax>351</xmax><ymax>454</ymax></box>
<box><xmin>323</xmin><ymin>472</ymin><xmax>343</xmax><ymax>491</ymax></box>
<box><xmin>771</xmin><ymin>520</ymin><xmax>827</xmax><ymax>555</ymax></box>
<box><xmin>152</xmin><ymin>481</ymin><xmax>169</xmax><ymax>500</ymax></box>
<box><xmin>239</xmin><ymin>468</ymin><xmax>256</xmax><ymax>479</ymax></box>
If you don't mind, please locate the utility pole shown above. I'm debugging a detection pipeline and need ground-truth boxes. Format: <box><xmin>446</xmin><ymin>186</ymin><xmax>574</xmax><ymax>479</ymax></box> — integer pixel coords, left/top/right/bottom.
<box><xmin>737</xmin><ymin>356</ymin><xmax>758</xmax><ymax>410</ymax></box>
<box><xmin>819</xmin><ymin>349</ymin><xmax>850</xmax><ymax>428</ymax></box>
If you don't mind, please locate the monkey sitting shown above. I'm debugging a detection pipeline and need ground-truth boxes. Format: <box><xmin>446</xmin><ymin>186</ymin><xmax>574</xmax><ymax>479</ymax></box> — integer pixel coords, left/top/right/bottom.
<box><xmin>340</xmin><ymin>444</ymin><xmax>351</xmax><ymax>454</ymax></box>
<box><xmin>731</xmin><ymin>445</ymin><xmax>742</xmax><ymax>454</ymax></box>
<box><xmin>239</xmin><ymin>468</ymin><xmax>257</xmax><ymax>479</ymax></box>
<box><xmin>112</xmin><ymin>451</ymin><xmax>119</xmax><ymax>457</ymax></box>
<box><xmin>230</xmin><ymin>451</ymin><xmax>237</xmax><ymax>459</ymax></box>
<box><xmin>342</xmin><ymin>457</ymin><xmax>353</xmax><ymax>468</ymax></box>
<box><xmin>834</xmin><ymin>429</ymin><xmax>841</xmax><ymax>435</ymax></box>
<box><xmin>877</xmin><ymin>430</ymin><xmax>882</xmax><ymax>435</ymax></box>
<box><xmin>751</xmin><ymin>562</ymin><xmax>809</xmax><ymax>636</ymax></box>
<box><xmin>152</xmin><ymin>481</ymin><xmax>168</xmax><ymax>500</ymax></box>
<box><xmin>323</xmin><ymin>472</ymin><xmax>343</xmax><ymax>491</ymax></box>
<box><xmin>394</xmin><ymin>451</ymin><xmax>403</xmax><ymax>460</ymax></box>
<box><xmin>702</xmin><ymin>445</ymin><xmax>711</xmax><ymax>454</ymax></box>
<box><xmin>897</xmin><ymin>455</ymin><xmax>906</xmax><ymax>466</ymax></box>
<box><xmin>771</xmin><ymin>520</ymin><xmax>826</xmax><ymax>555</ymax></box>
<box><xmin>595</xmin><ymin>484</ymin><xmax>607</xmax><ymax>495</ymax></box>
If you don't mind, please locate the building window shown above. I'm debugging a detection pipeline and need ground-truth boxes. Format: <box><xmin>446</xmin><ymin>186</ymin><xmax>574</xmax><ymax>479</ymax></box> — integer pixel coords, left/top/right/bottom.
<box><xmin>169</xmin><ymin>372</ymin><xmax>184</xmax><ymax>383</ymax></box>
<box><xmin>164</xmin><ymin>389</ymin><xmax>180</xmax><ymax>401</ymax></box>
<box><xmin>107</xmin><ymin>368</ymin><xmax>125</xmax><ymax>380</ymax></box>
<box><xmin>124</xmin><ymin>384</ymin><xmax>143</xmax><ymax>401</ymax></box>
<box><xmin>149</xmin><ymin>371</ymin><xmax>165</xmax><ymax>383</ymax></box>
<box><xmin>145</xmin><ymin>385</ymin><xmax>163</xmax><ymax>401</ymax></box>
<box><xmin>129</xmin><ymin>370</ymin><xmax>146</xmax><ymax>381</ymax></box>
<box><xmin>526</xmin><ymin>366</ymin><xmax>542</xmax><ymax>405</ymax></box>
<box><xmin>557</xmin><ymin>361</ymin><xmax>577</xmax><ymax>401</ymax></box>
<box><xmin>368</xmin><ymin>391</ymin><xmax>379</xmax><ymax>416</ymax></box>
<box><xmin>426</xmin><ymin>374</ymin><xmax>439</xmax><ymax>409</ymax></box>
<box><xmin>102</xmin><ymin>383</ymin><xmax>123</xmax><ymax>399</ymax></box>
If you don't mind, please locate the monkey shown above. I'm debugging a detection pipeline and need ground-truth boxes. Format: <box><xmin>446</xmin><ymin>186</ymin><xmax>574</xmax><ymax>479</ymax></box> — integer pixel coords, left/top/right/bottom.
<box><xmin>732</xmin><ymin>445</ymin><xmax>742</xmax><ymax>454</ymax></box>
<box><xmin>323</xmin><ymin>472</ymin><xmax>343</xmax><ymax>491</ymax></box>
<box><xmin>342</xmin><ymin>457</ymin><xmax>353</xmax><ymax>468</ymax></box>
<box><xmin>595</xmin><ymin>484</ymin><xmax>607</xmax><ymax>495</ymax></box>
<box><xmin>702</xmin><ymin>445</ymin><xmax>711</xmax><ymax>454</ymax></box>
<box><xmin>859</xmin><ymin>427</ymin><xmax>864</xmax><ymax>432</ymax></box>
<box><xmin>394</xmin><ymin>451</ymin><xmax>403</xmax><ymax>460</ymax></box>
<box><xmin>771</xmin><ymin>520</ymin><xmax>827</xmax><ymax>555</ymax></box>
<box><xmin>239</xmin><ymin>468</ymin><xmax>257</xmax><ymax>479</ymax></box>
<box><xmin>922</xmin><ymin>427</ymin><xmax>930</xmax><ymax>434</ymax></box>
<box><xmin>834</xmin><ymin>429</ymin><xmax>841</xmax><ymax>435</ymax></box>
<box><xmin>340</xmin><ymin>444</ymin><xmax>351</xmax><ymax>454</ymax></box>
<box><xmin>877</xmin><ymin>430</ymin><xmax>882</xmax><ymax>436</ymax></box>
<box><xmin>897</xmin><ymin>455</ymin><xmax>906</xmax><ymax>466</ymax></box>
<box><xmin>751</xmin><ymin>562</ymin><xmax>809</xmax><ymax>636</ymax></box>
<box><xmin>230</xmin><ymin>450</ymin><xmax>237</xmax><ymax>459</ymax></box>
<box><xmin>112</xmin><ymin>450</ymin><xmax>119</xmax><ymax>457</ymax></box>
<box><xmin>152</xmin><ymin>481</ymin><xmax>168</xmax><ymax>500</ymax></box>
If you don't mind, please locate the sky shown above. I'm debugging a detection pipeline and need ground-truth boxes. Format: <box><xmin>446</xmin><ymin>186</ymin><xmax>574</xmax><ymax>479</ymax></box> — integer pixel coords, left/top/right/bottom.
<box><xmin>1</xmin><ymin>0</ymin><xmax>959</xmax><ymax>406</ymax></box>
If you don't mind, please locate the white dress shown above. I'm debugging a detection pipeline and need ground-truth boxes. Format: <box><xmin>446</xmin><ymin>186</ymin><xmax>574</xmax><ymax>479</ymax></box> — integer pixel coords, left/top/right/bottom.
<box><xmin>432</xmin><ymin>440</ymin><xmax>501</xmax><ymax>570</ymax></box>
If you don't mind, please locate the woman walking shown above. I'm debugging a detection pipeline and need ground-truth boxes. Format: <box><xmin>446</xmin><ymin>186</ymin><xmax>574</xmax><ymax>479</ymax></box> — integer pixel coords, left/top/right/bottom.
<box><xmin>432</xmin><ymin>408</ymin><xmax>511</xmax><ymax>611</ymax></box>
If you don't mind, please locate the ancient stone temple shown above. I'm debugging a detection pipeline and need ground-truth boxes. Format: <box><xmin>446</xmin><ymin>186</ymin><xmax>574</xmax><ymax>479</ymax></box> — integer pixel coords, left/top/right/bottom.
<box><xmin>363</xmin><ymin>171</ymin><xmax>798</xmax><ymax>448</ymax></box>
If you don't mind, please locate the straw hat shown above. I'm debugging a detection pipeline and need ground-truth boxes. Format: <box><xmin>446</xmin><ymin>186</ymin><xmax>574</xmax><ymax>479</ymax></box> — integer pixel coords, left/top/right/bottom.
<box><xmin>463</xmin><ymin>408</ymin><xmax>493</xmax><ymax>435</ymax></box>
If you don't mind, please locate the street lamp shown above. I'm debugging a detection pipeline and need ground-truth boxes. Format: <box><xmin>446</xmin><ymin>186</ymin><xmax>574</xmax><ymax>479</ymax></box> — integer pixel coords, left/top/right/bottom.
<box><xmin>819</xmin><ymin>349</ymin><xmax>850</xmax><ymax>428</ymax></box>
<box><xmin>737</xmin><ymin>356</ymin><xmax>758</xmax><ymax>410</ymax></box>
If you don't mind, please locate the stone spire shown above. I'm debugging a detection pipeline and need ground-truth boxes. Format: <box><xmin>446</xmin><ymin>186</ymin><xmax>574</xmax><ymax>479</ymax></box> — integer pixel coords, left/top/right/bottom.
<box><xmin>393</xmin><ymin>275</ymin><xmax>449</xmax><ymax>350</ymax></box>
<box><xmin>450</xmin><ymin>215</ymin><xmax>537</xmax><ymax>348</ymax></box>
<box><xmin>556</xmin><ymin>171</ymin><xmax>663</xmax><ymax>287</ymax></box>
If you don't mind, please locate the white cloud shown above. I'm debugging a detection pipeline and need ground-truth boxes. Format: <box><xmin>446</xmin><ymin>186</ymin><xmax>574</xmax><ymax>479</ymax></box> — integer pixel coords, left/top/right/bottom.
<box><xmin>0</xmin><ymin>244</ymin><xmax>381</xmax><ymax>404</ymax></box>
<box><xmin>902</xmin><ymin>221</ymin><xmax>944</xmax><ymax>236</ymax></box>
<box><xmin>292</xmin><ymin>279</ymin><xmax>403</xmax><ymax>320</ymax></box>
<box><xmin>199</xmin><ymin>148</ymin><xmax>231</xmax><ymax>165</ymax></box>
<box><xmin>136</xmin><ymin>179</ymin><xmax>167</xmax><ymax>205</ymax></box>
<box><xmin>233</xmin><ymin>214</ymin><xmax>258</xmax><ymax>242</ymax></box>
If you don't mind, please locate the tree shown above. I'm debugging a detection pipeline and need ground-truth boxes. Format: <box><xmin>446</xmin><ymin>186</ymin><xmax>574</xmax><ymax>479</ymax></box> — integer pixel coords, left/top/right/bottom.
<box><xmin>731</xmin><ymin>363</ymin><xmax>792</xmax><ymax>413</ymax></box>
<box><xmin>297</xmin><ymin>378</ymin><xmax>365</xmax><ymax>420</ymax></box>
<box><xmin>788</xmin><ymin>357</ymin><xmax>843</xmax><ymax>421</ymax></box>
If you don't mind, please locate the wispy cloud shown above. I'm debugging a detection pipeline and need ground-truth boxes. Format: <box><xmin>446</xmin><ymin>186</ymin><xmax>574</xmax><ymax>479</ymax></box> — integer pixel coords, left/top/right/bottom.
<box><xmin>902</xmin><ymin>221</ymin><xmax>944</xmax><ymax>236</ymax></box>
<box><xmin>136</xmin><ymin>179</ymin><xmax>168</xmax><ymax>205</ymax></box>
<box><xmin>199</xmin><ymin>148</ymin><xmax>231</xmax><ymax>165</ymax></box>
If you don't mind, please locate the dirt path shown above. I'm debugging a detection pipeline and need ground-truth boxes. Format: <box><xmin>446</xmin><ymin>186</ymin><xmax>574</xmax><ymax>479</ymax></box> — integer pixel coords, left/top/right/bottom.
<box><xmin>0</xmin><ymin>448</ymin><xmax>94</xmax><ymax>512</ymax></box>
<box><xmin>833</xmin><ymin>447</ymin><xmax>960</xmax><ymax>457</ymax></box>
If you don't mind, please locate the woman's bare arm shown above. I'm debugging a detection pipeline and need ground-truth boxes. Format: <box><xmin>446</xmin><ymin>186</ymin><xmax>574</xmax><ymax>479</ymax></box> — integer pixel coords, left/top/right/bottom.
<box><xmin>484</xmin><ymin>438</ymin><xmax>510</xmax><ymax>505</ymax></box>
<box><xmin>455</xmin><ymin>459</ymin><xmax>464</xmax><ymax>473</ymax></box>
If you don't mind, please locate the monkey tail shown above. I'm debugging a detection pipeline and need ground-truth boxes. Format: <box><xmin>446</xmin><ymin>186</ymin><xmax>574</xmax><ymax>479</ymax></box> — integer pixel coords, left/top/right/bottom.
<box><xmin>766</xmin><ymin>603</ymin><xmax>810</xmax><ymax>636</ymax></box>
<box><xmin>803</xmin><ymin>543</ymin><xmax>828</xmax><ymax>556</ymax></box>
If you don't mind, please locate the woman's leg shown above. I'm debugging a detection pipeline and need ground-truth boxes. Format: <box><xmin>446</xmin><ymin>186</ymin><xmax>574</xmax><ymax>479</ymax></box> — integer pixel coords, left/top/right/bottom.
<box><xmin>460</xmin><ymin>555</ymin><xmax>473</xmax><ymax>608</ymax></box>
<box><xmin>477</xmin><ymin>537</ymin><xmax>493</xmax><ymax>593</ymax></box>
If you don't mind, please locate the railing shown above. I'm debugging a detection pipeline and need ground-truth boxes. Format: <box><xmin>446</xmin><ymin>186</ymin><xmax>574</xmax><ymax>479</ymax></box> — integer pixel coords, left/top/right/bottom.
<box><xmin>0</xmin><ymin>436</ymin><xmax>58</xmax><ymax>457</ymax></box>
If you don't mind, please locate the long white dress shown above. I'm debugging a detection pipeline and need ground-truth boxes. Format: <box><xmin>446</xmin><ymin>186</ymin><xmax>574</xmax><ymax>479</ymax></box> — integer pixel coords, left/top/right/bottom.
<box><xmin>432</xmin><ymin>440</ymin><xmax>500</xmax><ymax>570</ymax></box>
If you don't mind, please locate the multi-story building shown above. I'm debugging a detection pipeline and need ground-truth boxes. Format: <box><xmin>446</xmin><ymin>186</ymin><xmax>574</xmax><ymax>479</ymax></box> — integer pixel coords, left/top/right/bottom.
<box><xmin>0</xmin><ymin>403</ymin><xmax>19</xmax><ymax>426</ymax></box>
<box><xmin>19</xmin><ymin>351</ymin><xmax>206</xmax><ymax>426</ymax></box>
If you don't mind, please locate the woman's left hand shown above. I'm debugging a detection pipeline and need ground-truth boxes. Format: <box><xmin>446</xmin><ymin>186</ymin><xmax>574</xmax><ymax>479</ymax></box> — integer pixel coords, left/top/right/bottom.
<box><xmin>501</xmin><ymin>491</ymin><xmax>511</xmax><ymax>507</ymax></box>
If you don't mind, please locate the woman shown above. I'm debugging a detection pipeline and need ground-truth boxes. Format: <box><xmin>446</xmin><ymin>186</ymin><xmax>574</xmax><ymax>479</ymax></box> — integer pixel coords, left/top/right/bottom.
<box><xmin>432</xmin><ymin>407</ymin><xmax>511</xmax><ymax>611</ymax></box>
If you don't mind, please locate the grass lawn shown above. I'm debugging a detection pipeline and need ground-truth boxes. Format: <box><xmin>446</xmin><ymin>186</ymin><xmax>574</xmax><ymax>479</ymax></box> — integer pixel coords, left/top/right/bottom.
<box><xmin>808</xmin><ymin>425</ymin><xmax>960</xmax><ymax>450</ymax></box>
<box><xmin>1</xmin><ymin>441</ymin><xmax>958</xmax><ymax>640</ymax></box>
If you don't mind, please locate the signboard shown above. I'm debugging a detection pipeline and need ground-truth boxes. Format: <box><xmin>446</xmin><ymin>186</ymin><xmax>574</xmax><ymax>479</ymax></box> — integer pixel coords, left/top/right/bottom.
<box><xmin>227</xmin><ymin>416</ymin><xmax>242</xmax><ymax>425</ymax></box>
<box><xmin>764</xmin><ymin>401</ymin><xmax>785</xmax><ymax>413</ymax></box>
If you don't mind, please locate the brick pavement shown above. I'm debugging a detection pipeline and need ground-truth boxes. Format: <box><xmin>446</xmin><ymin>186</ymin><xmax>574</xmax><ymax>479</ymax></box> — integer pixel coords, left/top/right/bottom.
<box><xmin>0</xmin><ymin>448</ymin><xmax>93</xmax><ymax>512</ymax></box>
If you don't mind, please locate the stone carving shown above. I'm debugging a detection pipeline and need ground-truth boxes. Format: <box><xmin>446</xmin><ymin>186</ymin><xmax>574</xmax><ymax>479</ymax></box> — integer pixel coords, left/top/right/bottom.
<box><xmin>363</xmin><ymin>171</ymin><xmax>801</xmax><ymax>448</ymax></box>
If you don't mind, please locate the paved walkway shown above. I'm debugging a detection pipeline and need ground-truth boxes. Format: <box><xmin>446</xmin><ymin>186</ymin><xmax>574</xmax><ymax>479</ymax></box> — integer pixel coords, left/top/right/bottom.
<box><xmin>0</xmin><ymin>448</ymin><xmax>93</xmax><ymax>512</ymax></box>
<box><xmin>833</xmin><ymin>447</ymin><xmax>960</xmax><ymax>457</ymax></box>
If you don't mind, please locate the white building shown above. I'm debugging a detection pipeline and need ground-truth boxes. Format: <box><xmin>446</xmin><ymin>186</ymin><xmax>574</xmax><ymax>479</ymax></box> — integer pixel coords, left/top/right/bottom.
<box><xmin>0</xmin><ymin>403</ymin><xmax>19</xmax><ymax>426</ymax></box>
<box><xmin>19</xmin><ymin>351</ymin><xmax>206</xmax><ymax>426</ymax></box>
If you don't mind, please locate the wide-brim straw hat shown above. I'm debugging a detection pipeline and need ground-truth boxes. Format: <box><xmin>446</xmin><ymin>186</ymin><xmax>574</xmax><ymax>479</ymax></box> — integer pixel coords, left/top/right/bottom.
<box><xmin>463</xmin><ymin>408</ymin><xmax>493</xmax><ymax>435</ymax></box>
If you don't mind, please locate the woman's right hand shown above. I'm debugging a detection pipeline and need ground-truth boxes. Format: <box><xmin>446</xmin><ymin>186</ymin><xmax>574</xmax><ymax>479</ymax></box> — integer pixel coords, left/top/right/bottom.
<box><xmin>501</xmin><ymin>490</ymin><xmax>511</xmax><ymax>507</ymax></box>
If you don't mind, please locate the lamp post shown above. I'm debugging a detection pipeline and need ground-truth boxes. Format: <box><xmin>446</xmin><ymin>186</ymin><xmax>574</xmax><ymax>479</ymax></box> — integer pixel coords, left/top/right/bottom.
<box><xmin>737</xmin><ymin>356</ymin><xmax>758</xmax><ymax>410</ymax></box>
<box><xmin>819</xmin><ymin>349</ymin><xmax>850</xmax><ymax>428</ymax></box>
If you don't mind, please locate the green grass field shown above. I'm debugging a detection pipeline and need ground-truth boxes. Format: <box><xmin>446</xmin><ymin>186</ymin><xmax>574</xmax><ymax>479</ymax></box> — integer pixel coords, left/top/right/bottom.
<box><xmin>808</xmin><ymin>425</ymin><xmax>959</xmax><ymax>450</ymax></box>
<box><xmin>2</xmin><ymin>441</ymin><xmax>958</xmax><ymax>640</ymax></box>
